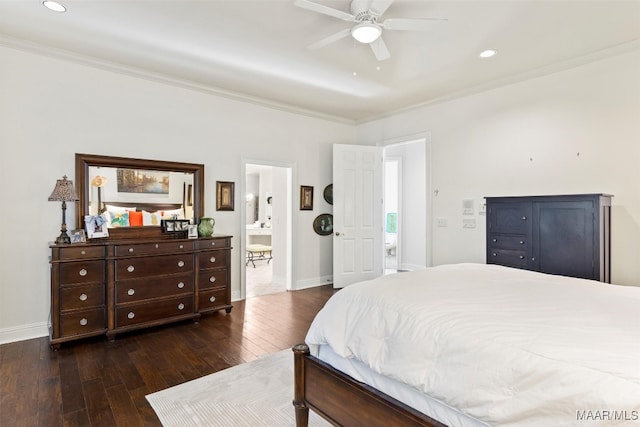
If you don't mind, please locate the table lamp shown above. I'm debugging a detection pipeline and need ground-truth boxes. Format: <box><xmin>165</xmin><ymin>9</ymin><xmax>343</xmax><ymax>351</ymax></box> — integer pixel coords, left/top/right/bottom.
<box><xmin>48</xmin><ymin>175</ymin><xmax>80</xmax><ymax>244</ymax></box>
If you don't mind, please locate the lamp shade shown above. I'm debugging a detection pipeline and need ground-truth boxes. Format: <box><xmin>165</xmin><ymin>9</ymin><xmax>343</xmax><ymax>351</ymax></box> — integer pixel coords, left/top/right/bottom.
<box><xmin>48</xmin><ymin>175</ymin><xmax>79</xmax><ymax>202</ymax></box>
<box><xmin>91</xmin><ymin>175</ymin><xmax>108</xmax><ymax>188</ymax></box>
<box><xmin>351</xmin><ymin>23</ymin><xmax>382</xmax><ymax>44</ymax></box>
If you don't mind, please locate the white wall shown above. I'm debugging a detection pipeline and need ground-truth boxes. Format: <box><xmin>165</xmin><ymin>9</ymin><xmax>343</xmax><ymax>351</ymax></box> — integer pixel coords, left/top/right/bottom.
<box><xmin>358</xmin><ymin>49</ymin><xmax>640</xmax><ymax>286</ymax></box>
<box><xmin>0</xmin><ymin>45</ymin><xmax>355</xmax><ymax>343</ymax></box>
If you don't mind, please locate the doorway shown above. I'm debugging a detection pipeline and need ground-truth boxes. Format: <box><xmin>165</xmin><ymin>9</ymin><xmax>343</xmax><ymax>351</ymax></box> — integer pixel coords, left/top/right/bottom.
<box><xmin>241</xmin><ymin>161</ymin><xmax>293</xmax><ymax>299</ymax></box>
<box><xmin>384</xmin><ymin>157</ymin><xmax>401</xmax><ymax>273</ymax></box>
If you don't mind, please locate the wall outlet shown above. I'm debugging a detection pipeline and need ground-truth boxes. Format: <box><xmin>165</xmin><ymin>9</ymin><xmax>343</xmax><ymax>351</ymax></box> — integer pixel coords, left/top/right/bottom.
<box><xmin>463</xmin><ymin>219</ymin><xmax>476</xmax><ymax>229</ymax></box>
<box><xmin>436</xmin><ymin>218</ymin><xmax>448</xmax><ymax>227</ymax></box>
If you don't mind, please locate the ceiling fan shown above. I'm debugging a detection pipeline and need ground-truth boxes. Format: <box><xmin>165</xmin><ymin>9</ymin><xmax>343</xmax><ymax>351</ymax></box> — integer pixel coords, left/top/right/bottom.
<box><xmin>294</xmin><ymin>0</ymin><xmax>447</xmax><ymax>61</ymax></box>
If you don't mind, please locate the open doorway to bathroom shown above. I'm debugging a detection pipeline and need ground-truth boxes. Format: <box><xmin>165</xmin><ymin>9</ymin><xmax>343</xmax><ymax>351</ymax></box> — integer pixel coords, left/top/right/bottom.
<box><xmin>243</xmin><ymin>163</ymin><xmax>292</xmax><ymax>298</ymax></box>
<box><xmin>384</xmin><ymin>157</ymin><xmax>401</xmax><ymax>274</ymax></box>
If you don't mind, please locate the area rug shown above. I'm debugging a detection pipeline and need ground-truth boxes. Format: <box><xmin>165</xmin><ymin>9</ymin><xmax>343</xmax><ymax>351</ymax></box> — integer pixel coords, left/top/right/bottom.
<box><xmin>146</xmin><ymin>349</ymin><xmax>331</xmax><ymax>426</ymax></box>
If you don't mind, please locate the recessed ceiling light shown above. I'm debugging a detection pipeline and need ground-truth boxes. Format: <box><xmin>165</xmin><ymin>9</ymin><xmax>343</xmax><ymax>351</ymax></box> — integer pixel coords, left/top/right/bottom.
<box><xmin>479</xmin><ymin>49</ymin><xmax>497</xmax><ymax>59</ymax></box>
<box><xmin>43</xmin><ymin>1</ymin><xmax>66</xmax><ymax>12</ymax></box>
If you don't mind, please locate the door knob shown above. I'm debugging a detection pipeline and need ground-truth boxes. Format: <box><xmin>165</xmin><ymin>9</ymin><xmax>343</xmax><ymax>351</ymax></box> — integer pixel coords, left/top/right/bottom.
<box><xmin>335</xmin><ymin>232</ymin><xmax>340</xmax><ymax>236</ymax></box>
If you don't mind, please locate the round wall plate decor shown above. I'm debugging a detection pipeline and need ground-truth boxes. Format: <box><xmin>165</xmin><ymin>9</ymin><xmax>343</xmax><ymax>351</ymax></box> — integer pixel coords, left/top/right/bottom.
<box><xmin>313</xmin><ymin>214</ymin><xmax>333</xmax><ymax>236</ymax></box>
<box><xmin>323</xmin><ymin>184</ymin><xmax>333</xmax><ymax>205</ymax></box>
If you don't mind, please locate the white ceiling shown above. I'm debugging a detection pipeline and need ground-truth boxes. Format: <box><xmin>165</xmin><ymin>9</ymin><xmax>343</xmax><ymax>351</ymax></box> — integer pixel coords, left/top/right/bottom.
<box><xmin>1</xmin><ymin>0</ymin><xmax>639</xmax><ymax>123</ymax></box>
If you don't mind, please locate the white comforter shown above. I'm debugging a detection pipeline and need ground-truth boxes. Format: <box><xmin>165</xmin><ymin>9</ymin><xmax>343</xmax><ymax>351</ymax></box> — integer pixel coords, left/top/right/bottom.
<box><xmin>305</xmin><ymin>264</ymin><xmax>640</xmax><ymax>426</ymax></box>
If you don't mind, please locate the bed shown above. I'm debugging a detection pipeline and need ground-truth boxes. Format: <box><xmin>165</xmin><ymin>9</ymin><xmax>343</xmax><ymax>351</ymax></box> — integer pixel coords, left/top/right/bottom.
<box><xmin>293</xmin><ymin>263</ymin><xmax>640</xmax><ymax>426</ymax></box>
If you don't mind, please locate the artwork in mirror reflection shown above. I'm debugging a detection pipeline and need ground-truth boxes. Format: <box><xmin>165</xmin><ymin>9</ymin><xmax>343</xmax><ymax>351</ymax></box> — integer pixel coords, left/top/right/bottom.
<box><xmin>88</xmin><ymin>166</ymin><xmax>194</xmax><ymax>226</ymax></box>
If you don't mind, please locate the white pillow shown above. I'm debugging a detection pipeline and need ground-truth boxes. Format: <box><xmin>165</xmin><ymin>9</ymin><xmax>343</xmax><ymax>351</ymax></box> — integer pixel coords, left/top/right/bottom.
<box><xmin>105</xmin><ymin>204</ymin><xmax>136</xmax><ymax>213</ymax></box>
<box><xmin>159</xmin><ymin>208</ymin><xmax>185</xmax><ymax>220</ymax></box>
<box><xmin>142</xmin><ymin>210</ymin><xmax>163</xmax><ymax>226</ymax></box>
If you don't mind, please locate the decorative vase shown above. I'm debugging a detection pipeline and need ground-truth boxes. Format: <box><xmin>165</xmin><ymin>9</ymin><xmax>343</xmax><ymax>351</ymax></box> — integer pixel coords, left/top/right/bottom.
<box><xmin>198</xmin><ymin>217</ymin><xmax>215</xmax><ymax>237</ymax></box>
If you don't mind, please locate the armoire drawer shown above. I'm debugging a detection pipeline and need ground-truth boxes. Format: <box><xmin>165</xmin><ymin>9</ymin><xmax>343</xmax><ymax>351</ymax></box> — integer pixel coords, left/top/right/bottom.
<box><xmin>488</xmin><ymin>234</ymin><xmax>529</xmax><ymax>250</ymax></box>
<box><xmin>115</xmin><ymin>254</ymin><xmax>194</xmax><ymax>279</ymax></box>
<box><xmin>113</xmin><ymin>241</ymin><xmax>193</xmax><ymax>256</ymax></box>
<box><xmin>487</xmin><ymin>249</ymin><xmax>529</xmax><ymax>268</ymax></box>
<box><xmin>60</xmin><ymin>284</ymin><xmax>105</xmax><ymax>311</ymax></box>
<box><xmin>59</xmin><ymin>260</ymin><xmax>105</xmax><ymax>285</ymax></box>
<box><xmin>115</xmin><ymin>274</ymin><xmax>194</xmax><ymax>303</ymax></box>
<box><xmin>198</xmin><ymin>288</ymin><xmax>228</xmax><ymax>311</ymax></box>
<box><xmin>198</xmin><ymin>250</ymin><xmax>228</xmax><ymax>270</ymax></box>
<box><xmin>60</xmin><ymin>308</ymin><xmax>106</xmax><ymax>336</ymax></box>
<box><xmin>116</xmin><ymin>296</ymin><xmax>194</xmax><ymax>327</ymax></box>
<box><xmin>198</xmin><ymin>269</ymin><xmax>228</xmax><ymax>290</ymax></box>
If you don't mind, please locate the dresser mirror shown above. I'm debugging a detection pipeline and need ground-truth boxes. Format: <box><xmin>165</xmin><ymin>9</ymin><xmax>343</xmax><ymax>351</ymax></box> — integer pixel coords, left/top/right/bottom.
<box><xmin>75</xmin><ymin>153</ymin><xmax>204</xmax><ymax>239</ymax></box>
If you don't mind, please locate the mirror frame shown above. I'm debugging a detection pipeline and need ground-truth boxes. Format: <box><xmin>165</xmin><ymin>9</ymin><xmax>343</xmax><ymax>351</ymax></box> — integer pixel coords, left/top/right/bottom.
<box><xmin>75</xmin><ymin>153</ymin><xmax>204</xmax><ymax>240</ymax></box>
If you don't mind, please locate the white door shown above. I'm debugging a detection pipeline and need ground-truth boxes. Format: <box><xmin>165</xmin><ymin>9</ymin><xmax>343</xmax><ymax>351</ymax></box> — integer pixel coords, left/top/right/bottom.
<box><xmin>333</xmin><ymin>144</ymin><xmax>383</xmax><ymax>288</ymax></box>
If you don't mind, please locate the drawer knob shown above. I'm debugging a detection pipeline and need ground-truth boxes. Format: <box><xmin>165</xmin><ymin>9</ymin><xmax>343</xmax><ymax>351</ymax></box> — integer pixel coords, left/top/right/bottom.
<box><xmin>128</xmin><ymin>247</ymin><xmax>134</xmax><ymax>253</ymax></box>
<box><xmin>179</xmin><ymin>244</ymin><xmax>184</xmax><ymax>249</ymax></box>
<box><xmin>210</xmin><ymin>241</ymin><xmax>216</xmax><ymax>246</ymax></box>
<box><xmin>177</xmin><ymin>282</ymin><xmax>185</xmax><ymax>289</ymax></box>
<box><xmin>209</xmin><ymin>296</ymin><xmax>216</xmax><ymax>303</ymax></box>
<box><xmin>519</xmin><ymin>255</ymin><xmax>524</xmax><ymax>259</ymax></box>
<box><xmin>492</xmin><ymin>238</ymin><xmax>497</xmax><ymax>243</ymax></box>
<box><xmin>492</xmin><ymin>253</ymin><xmax>497</xmax><ymax>257</ymax></box>
<box><xmin>519</xmin><ymin>240</ymin><xmax>524</xmax><ymax>245</ymax></box>
<box><xmin>210</xmin><ymin>256</ymin><xmax>216</xmax><ymax>263</ymax></box>
<box><xmin>79</xmin><ymin>293</ymin><xmax>88</xmax><ymax>301</ymax></box>
<box><xmin>177</xmin><ymin>303</ymin><xmax>185</xmax><ymax>310</ymax></box>
<box><xmin>155</xmin><ymin>244</ymin><xmax>159</xmax><ymax>248</ymax></box>
<box><xmin>209</xmin><ymin>276</ymin><xmax>216</xmax><ymax>283</ymax></box>
<box><xmin>177</xmin><ymin>260</ymin><xmax>185</xmax><ymax>267</ymax></box>
<box><xmin>79</xmin><ymin>269</ymin><xmax>87</xmax><ymax>277</ymax></box>
<box><xmin>127</xmin><ymin>265</ymin><xmax>135</xmax><ymax>273</ymax></box>
<box><xmin>522</xmin><ymin>216</ymin><xmax>527</xmax><ymax>221</ymax></box>
<box><xmin>127</xmin><ymin>312</ymin><xmax>135</xmax><ymax>319</ymax></box>
<box><xmin>81</xmin><ymin>250</ymin><xmax>86</xmax><ymax>255</ymax></box>
<box><xmin>79</xmin><ymin>318</ymin><xmax>88</xmax><ymax>326</ymax></box>
<box><xmin>127</xmin><ymin>288</ymin><xmax>135</xmax><ymax>296</ymax></box>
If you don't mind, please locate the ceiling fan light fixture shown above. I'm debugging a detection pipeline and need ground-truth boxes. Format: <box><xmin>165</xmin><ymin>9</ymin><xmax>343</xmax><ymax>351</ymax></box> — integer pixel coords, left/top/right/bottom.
<box><xmin>351</xmin><ymin>23</ymin><xmax>382</xmax><ymax>44</ymax></box>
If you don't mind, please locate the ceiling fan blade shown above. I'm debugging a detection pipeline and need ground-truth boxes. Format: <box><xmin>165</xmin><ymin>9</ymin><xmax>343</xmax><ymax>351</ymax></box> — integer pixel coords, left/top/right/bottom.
<box><xmin>381</xmin><ymin>17</ymin><xmax>447</xmax><ymax>31</ymax></box>
<box><xmin>294</xmin><ymin>0</ymin><xmax>356</xmax><ymax>22</ymax></box>
<box><xmin>369</xmin><ymin>0</ymin><xmax>394</xmax><ymax>17</ymax></box>
<box><xmin>370</xmin><ymin>36</ymin><xmax>390</xmax><ymax>61</ymax></box>
<box><xmin>307</xmin><ymin>28</ymin><xmax>352</xmax><ymax>50</ymax></box>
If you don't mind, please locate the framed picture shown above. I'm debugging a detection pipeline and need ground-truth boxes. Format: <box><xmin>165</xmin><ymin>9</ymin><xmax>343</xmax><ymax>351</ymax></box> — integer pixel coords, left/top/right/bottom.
<box><xmin>313</xmin><ymin>213</ymin><xmax>333</xmax><ymax>236</ymax></box>
<box><xmin>216</xmin><ymin>181</ymin><xmax>235</xmax><ymax>211</ymax></box>
<box><xmin>323</xmin><ymin>184</ymin><xmax>333</xmax><ymax>205</ymax></box>
<box><xmin>70</xmin><ymin>229</ymin><xmax>86</xmax><ymax>244</ymax></box>
<box><xmin>300</xmin><ymin>185</ymin><xmax>314</xmax><ymax>210</ymax></box>
<box><xmin>84</xmin><ymin>215</ymin><xmax>109</xmax><ymax>239</ymax></box>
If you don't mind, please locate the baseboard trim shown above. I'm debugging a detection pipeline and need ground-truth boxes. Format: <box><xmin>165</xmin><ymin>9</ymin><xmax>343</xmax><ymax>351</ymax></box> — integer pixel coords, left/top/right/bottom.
<box><xmin>0</xmin><ymin>321</ymin><xmax>49</xmax><ymax>345</ymax></box>
<box><xmin>294</xmin><ymin>275</ymin><xmax>333</xmax><ymax>290</ymax></box>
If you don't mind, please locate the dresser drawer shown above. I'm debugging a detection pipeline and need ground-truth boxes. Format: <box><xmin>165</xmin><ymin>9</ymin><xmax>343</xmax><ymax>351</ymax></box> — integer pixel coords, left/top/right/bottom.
<box><xmin>198</xmin><ymin>288</ymin><xmax>228</xmax><ymax>311</ymax></box>
<box><xmin>57</xmin><ymin>245</ymin><xmax>105</xmax><ymax>260</ymax></box>
<box><xmin>488</xmin><ymin>249</ymin><xmax>529</xmax><ymax>268</ymax></box>
<box><xmin>115</xmin><ymin>254</ymin><xmax>194</xmax><ymax>279</ymax></box>
<box><xmin>488</xmin><ymin>234</ymin><xmax>529</xmax><ymax>250</ymax></box>
<box><xmin>198</xmin><ymin>250</ymin><xmax>228</xmax><ymax>270</ymax></box>
<box><xmin>116</xmin><ymin>296</ymin><xmax>194</xmax><ymax>327</ymax></box>
<box><xmin>59</xmin><ymin>260</ymin><xmax>105</xmax><ymax>285</ymax></box>
<box><xmin>197</xmin><ymin>237</ymin><xmax>230</xmax><ymax>250</ymax></box>
<box><xmin>116</xmin><ymin>275</ymin><xmax>194</xmax><ymax>303</ymax></box>
<box><xmin>198</xmin><ymin>269</ymin><xmax>228</xmax><ymax>290</ymax></box>
<box><xmin>60</xmin><ymin>284</ymin><xmax>105</xmax><ymax>311</ymax></box>
<box><xmin>60</xmin><ymin>308</ymin><xmax>105</xmax><ymax>336</ymax></box>
<box><xmin>114</xmin><ymin>241</ymin><xmax>193</xmax><ymax>256</ymax></box>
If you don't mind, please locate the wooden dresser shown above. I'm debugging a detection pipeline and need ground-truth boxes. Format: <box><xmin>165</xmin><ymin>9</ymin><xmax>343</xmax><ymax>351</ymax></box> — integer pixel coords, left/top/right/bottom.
<box><xmin>50</xmin><ymin>235</ymin><xmax>232</xmax><ymax>348</ymax></box>
<box><xmin>485</xmin><ymin>194</ymin><xmax>611</xmax><ymax>282</ymax></box>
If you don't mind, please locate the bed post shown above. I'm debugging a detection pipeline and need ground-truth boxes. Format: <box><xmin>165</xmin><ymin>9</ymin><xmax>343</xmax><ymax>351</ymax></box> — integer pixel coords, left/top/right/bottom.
<box><xmin>293</xmin><ymin>344</ymin><xmax>310</xmax><ymax>427</ymax></box>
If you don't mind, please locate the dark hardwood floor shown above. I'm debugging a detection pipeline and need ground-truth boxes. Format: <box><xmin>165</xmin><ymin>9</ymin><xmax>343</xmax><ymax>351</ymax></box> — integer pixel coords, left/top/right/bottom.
<box><xmin>0</xmin><ymin>285</ymin><xmax>336</xmax><ymax>426</ymax></box>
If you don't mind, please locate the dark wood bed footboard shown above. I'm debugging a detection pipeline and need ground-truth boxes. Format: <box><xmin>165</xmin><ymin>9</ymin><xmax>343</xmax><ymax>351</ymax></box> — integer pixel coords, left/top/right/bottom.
<box><xmin>292</xmin><ymin>344</ymin><xmax>447</xmax><ymax>427</ymax></box>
